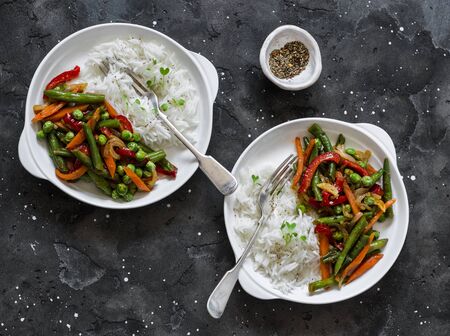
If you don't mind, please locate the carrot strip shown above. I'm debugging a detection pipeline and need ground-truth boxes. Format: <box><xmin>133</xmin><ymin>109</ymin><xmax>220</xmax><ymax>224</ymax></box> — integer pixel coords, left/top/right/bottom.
<box><xmin>303</xmin><ymin>138</ymin><xmax>316</xmax><ymax>163</ymax></box>
<box><xmin>346</xmin><ymin>254</ymin><xmax>383</xmax><ymax>285</ymax></box>
<box><xmin>124</xmin><ymin>167</ymin><xmax>151</xmax><ymax>192</ymax></box>
<box><xmin>66</xmin><ymin>108</ymin><xmax>101</xmax><ymax>150</ymax></box>
<box><xmin>105</xmin><ymin>101</ymin><xmax>119</xmax><ymax>117</ymax></box>
<box><xmin>104</xmin><ymin>156</ymin><xmax>116</xmax><ymax>178</ymax></box>
<box><xmin>338</xmin><ymin>232</ymin><xmax>375</xmax><ymax>286</ymax></box>
<box><xmin>319</xmin><ymin>233</ymin><xmax>331</xmax><ymax>280</ymax></box>
<box><xmin>291</xmin><ymin>137</ymin><xmax>304</xmax><ymax>188</ymax></box>
<box><xmin>55</xmin><ymin>166</ymin><xmax>88</xmax><ymax>180</ymax></box>
<box><xmin>32</xmin><ymin>102</ymin><xmax>65</xmax><ymax>122</ymax></box>
<box><xmin>45</xmin><ymin>104</ymin><xmax>89</xmax><ymax>122</ymax></box>
<box><xmin>364</xmin><ymin>199</ymin><xmax>396</xmax><ymax>233</ymax></box>
<box><xmin>343</xmin><ymin>180</ymin><xmax>360</xmax><ymax>215</ymax></box>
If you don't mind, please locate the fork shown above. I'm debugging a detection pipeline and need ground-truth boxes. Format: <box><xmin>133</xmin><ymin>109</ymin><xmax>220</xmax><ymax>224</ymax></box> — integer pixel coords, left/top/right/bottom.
<box><xmin>206</xmin><ymin>154</ymin><xmax>297</xmax><ymax>318</ymax></box>
<box><xmin>97</xmin><ymin>60</ymin><xmax>238</xmax><ymax>196</ymax></box>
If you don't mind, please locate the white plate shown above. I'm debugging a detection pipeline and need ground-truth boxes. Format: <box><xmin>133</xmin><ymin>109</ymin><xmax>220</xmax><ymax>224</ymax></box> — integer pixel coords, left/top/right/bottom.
<box><xmin>223</xmin><ymin>118</ymin><xmax>409</xmax><ymax>304</ymax></box>
<box><xmin>18</xmin><ymin>23</ymin><xmax>218</xmax><ymax>209</ymax></box>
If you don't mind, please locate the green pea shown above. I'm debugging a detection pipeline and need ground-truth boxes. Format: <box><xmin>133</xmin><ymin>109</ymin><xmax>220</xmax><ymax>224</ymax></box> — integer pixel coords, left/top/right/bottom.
<box><xmin>64</xmin><ymin>131</ymin><xmax>75</xmax><ymax>142</ymax></box>
<box><xmin>145</xmin><ymin>161</ymin><xmax>156</xmax><ymax>172</ymax></box>
<box><xmin>334</xmin><ymin>205</ymin><xmax>343</xmax><ymax>215</ymax></box>
<box><xmin>121</xmin><ymin>130</ymin><xmax>133</xmax><ymax>141</ymax></box>
<box><xmin>100</xmin><ymin>111</ymin><xmax>110</xmax><ymax>120</ymax></box>
<box><xmin>123</xmin><ymin>192</ymin><xmax>134</xmax><ymax>202</ymax></box>
<box><xmin>42</xmin><ymin>121</ymin><xmax>54</xmax><ymax>134</ymax></box>
<box><xmin>122</xmin><ymin>175</ymin><xmax>131</xmax><ymax>184</ymax></box>
<box><xmin>111</xmin><ymin>190</ymin><xmax>120</xmax><ymax>200</ymax></box>
<box><xmin>364</xmin><ymin>196</ymin><xmax>375</xmax><ymax>206</ymax></box>
<box><xmin>361</xmin><ymin>176</ymin><xmax>373</xmax><ymax>187</ymax></box>
<box><xmin>378</xmin><ymin>213</ymin><xmax>386</xmax><ymax>222</ymax></box>
<box><xmin>98</xmin><ymin>134</ymin><xmax>107</xmax><ymax>146</ymax></box>
<box><xmin>350</xmin><ymin>173</ymin><xmax>361</xmax><ymax>184</ymax></box>
<box><xmin>129</xmin><ymin>184</ymin><xmax>137</xmax><ymax>194</ymax></box>
<box><xmin>133</xmin><ymin>133</ymin><xmax>141</xmax><ymax>142</ymax></box>
<box><xmin>126</xmin><ymin>164</ymin><xmax>135</xmax><ymax>172</ymax></box>
<box><xmin>72</xmin><ymin>109</ymin><xmax>84</xmax><ymax>120</ymax></box>
<box><xmin>160</xmin><ymin>103</ymin><xmax>169</xmax><ymax>111</ymax></box>
<box><xmin>332</xmin><ymin>231</ymin><xmax>344</xmax><ymax>241</ymax></box>
<box><xmin>127</xmin><ymin>142</ymin><xmax>139</xmax><ymax>152</ymax></box>
<box><xmin>36</xmin><ymin>130</ymin><xmax>46</xmax><ymax>140</ymax></box>
<box><xmin>135</xmin><ymin>150</ymin><xmax>146</xmax><ymax>161</ymax></box>
<box><xmin>357</xmin><ymin>160</ymin><xmax>367</xmax><ymax>168</ymax></box>
<box><xmin>116</xmin><ymin>183</ymin><xmax>128</xmax><ymax>196</ymax></box>
<box><xmin>343</xmin><ymin>204</ymin><xmax>351</xmax><ymax>213</ymax></box>
<box><xmin>116</xmin><ymin>165</ymin><xmax>125</xmax><ymax>176</ymax></box>
<box><xmin>345</xmin><ymin>148</ymin><xmax>356</xmax><ymax>156</ymax></box>
<box><xmin>135</xmin><ymin>168</ymin><xmax>143</xmax><ymax>178</ymax></box>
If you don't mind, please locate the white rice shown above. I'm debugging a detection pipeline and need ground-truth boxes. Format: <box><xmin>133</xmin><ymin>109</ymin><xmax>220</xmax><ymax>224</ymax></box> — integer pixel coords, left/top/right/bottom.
<box><xmin>80</xmin><ymin>37</ymin><xmax>199</xmax><ymax>149</ymax></box>
<box><xmin>234</xmin><ymin>167</ymin><xmax>320</xmax><ymax>293</ymax></box>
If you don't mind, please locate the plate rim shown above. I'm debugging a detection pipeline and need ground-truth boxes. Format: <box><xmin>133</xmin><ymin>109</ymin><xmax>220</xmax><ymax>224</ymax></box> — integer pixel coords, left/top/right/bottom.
<box><xmin>223</xmin><ymin>117</ymin><xmax>409</xmax><ymax>304</ymax></box>
<box><xmin>21</xmin><ymin>23</ymin><xmax>216</xmax><ymax>209</ymax></box>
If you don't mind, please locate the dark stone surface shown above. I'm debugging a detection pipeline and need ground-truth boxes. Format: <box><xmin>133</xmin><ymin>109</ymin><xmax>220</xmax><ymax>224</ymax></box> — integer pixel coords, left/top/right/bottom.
<box><xmin>1</xmin><ymin>0</ymin><xmax>449</xmax><ymax>335</ymax></box>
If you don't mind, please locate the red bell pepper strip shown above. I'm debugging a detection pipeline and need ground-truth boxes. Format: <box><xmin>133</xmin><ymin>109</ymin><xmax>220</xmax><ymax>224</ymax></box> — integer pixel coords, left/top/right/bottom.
<box><xmin>99</xmin><ymin>127</ymin><xmax>113</xmax><ymax>138</ymax></box>
<box><xmin>63</xmin><ymin>113</ymin><xmax>83</xmax><ymax>132</ymax></box>
<box><xmin>78</xmin><ymin>144</ymin><xmax>90</xmax><ymax>155</ymax></box>
<box><xmin>298</xmin><ymin>152</ymin><xmax>341</xmax><ymax>193</ymax></box>
<box><xmin>320</xmin><ymin>191</ymin><xmax>348</xmax><ymax>207</ymax></box>
<box><xmin>45</xmin><ymin>65</ymin><xmax>80</xmax><ymax>90</ymax></box>
<box><xmin>340</xmin><ymin>159</ymin><xmax>369</xmax><ymax>176</ymax></box>
<box><xmin>156</xmin><ymin>166</ymin><xmax>177</xmax><ymax>178</ymax></box>
<box><xmin>314</xmin><ymin>224</ymin><xmax>332</xmax><ymax>240</ymax></box>
<box><xmin>115</xmin><ymin>147</ymin><xmax>136</xmax><ymax>159</ymax></box>
<box><xmin>115</xmin><ymin>115</ymin><xmax>133</xmax><ymax>132</ymax></box>
<box><xmin>308</xmin><ymin>198</ymin><xmax>321</xmax><ymax>209</ymax></box>
<box><xmin>370</xmin><ymin>184</ymin><xmax>384</xmax><ymax>196</ymax></box>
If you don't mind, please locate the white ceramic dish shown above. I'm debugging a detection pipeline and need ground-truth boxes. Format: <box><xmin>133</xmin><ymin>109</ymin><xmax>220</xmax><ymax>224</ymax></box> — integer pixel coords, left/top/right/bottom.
<box><xmin>223</xmin><ymin>118</ymin><xmax>408</xmax><ymax>304</ymax></box>
<box><xmin>18</xmin><ymin>23</ymin><xmax>219</xmax><ymax>209</ymax></box>
<box><xmin>259</xmin><ymin>25</ymin><xmax>322</xmax><ymax>91</ymax></box>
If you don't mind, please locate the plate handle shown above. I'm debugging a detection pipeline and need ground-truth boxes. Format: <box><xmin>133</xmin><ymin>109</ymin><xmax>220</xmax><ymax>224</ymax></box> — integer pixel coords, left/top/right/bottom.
<box><xmin>356</xmin><ymin>123</ymin><xmax>397</xmax><ymax>163</ymax></box>
<box><xmin>189</xmin><ymin>52</ymin><xmax>219</xmax><ymax>106</ymax></box>
<box><xmin>18</xmin><ymin>131</ymin><xmax>46</xmax><ymax>180</ymax></box>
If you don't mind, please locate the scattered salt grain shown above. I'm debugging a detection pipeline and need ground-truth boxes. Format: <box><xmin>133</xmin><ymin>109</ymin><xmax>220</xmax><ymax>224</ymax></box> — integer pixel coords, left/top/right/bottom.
<box><xmin>124</xmin><ymin>277</ymin><xmax>129</xmax><ymax>282</ymax></box>
<box><xmin>410</xmin><ymin>175</ymin><xmax>416</xmax><ymax>181</ymax></box>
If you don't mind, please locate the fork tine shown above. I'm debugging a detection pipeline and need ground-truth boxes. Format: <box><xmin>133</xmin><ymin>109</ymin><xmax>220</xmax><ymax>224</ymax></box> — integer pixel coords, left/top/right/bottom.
<box><xmin>261</xmin><ymin>155</ymin><xmax>294</xmax><ymax>191</ymax></box>
<box><xmin>268</xmin><ymin>156</ymin><xmax>297</xmax><ymax>194</ymax></box>
<box><xmin>125</xmin><ymin>68</ymin><xmax>149</xmax><ymax>93</ymax></box>
<box><xmin>129</xmin><ymin>79</ymin><xmax>147</xmax><ymax>97</ymax></box>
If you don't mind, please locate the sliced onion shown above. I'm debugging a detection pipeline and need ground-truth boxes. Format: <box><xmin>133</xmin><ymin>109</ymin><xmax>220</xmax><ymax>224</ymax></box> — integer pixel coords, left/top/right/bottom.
<box><xmin>351</xmin><ymin>211</ymin><xmax>363</xmax><ymax>225</ymax></box>
<box><xmin>334</xmin><ymin>144</ymin><xmax>357</xmax><ymax>162</ymax></box>
<box><xmin>317</xmin><ymin>183</ymin><xmax>339</xmax><ymax>198</ymax></box>
<box><xmin>374</xmin><ymin>198</ymin><xmax>386</xmax><ymax>212</ymax></box>
<box><xmin>103</xmin><ymin>135</ymin><xmax>125</xmax><ymax>160</ymax></box>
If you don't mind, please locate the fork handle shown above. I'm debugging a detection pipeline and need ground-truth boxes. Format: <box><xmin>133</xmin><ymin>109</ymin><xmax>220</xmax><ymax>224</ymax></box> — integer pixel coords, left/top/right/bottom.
<box><xmin>207</xmin><ymin>218</ymin><xmax>264</xmax><ymax>318</ymax></box>
<box><xmin>157</xmin><ymin>112</ymin><xmax>237</xmax><ymax>195</ymax></box>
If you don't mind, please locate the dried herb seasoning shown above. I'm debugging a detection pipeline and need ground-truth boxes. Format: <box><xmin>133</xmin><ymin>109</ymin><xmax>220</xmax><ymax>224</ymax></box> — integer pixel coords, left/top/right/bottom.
<box><xmin>269</xmin><ymin>41</ymin><xmax>310</xmax><ymax>79</ymax></box>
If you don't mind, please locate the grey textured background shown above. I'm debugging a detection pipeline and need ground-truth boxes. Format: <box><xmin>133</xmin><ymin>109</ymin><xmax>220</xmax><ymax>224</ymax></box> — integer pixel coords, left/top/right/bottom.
<box><xmin>1</xmin><ymin>0</ymin><xmax>449</xmax><ymax>335</ymax></box>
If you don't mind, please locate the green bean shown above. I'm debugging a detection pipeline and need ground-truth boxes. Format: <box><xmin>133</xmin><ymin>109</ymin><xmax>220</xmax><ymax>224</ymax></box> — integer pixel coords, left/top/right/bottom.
<box><xmin>308</xmin><ymin>123</ymin><xmax>336</xmax><ymax>180</ymax></box>
<box><xmin>383</xmin><ymin>159</ymin><xmax>393</xmax><ymax>218</ymax></box>
<box><xmin>308</xmin><ymin>277</ymin><xmax>337</xmax><ymax>293</ymax></box>
<box><xmin>365</xmin><ymin>249</ymin><xmax>381</xmax><ymax>258</ymax></box>
<box><xmin>44</xmin><ymin>90</ymin><xmax>105</xmax><ymax>104</ymax></box>
<box><xmin>334</xmin><ymin>215</ymin><xmax>368</xmax><ymax>274</ymax></box>
<box><xmin>315</xmin><ymin>215</ymin><xmax>346</xmax><ymax>225</ymax></box>
<box><xmin>345</xmin><ymin>148</ymin><xmax>356</xmax><ymax>156</ymax></box>
<box><xmin>53</xmin><ymin>149</ymin><xmax>73</xmax><ymax>158</ymax></box>
<box><xmin>83</xmin><ymin>123</ymin><xmax>103</xmax><ymax>171</ymax></box>
<box><xmin>336</xmin><ymin>134</ymin><xmax>345</xmax><ymax>146</ymax></box>
<box><xmin>47</xmin><ymin>132</ymin><xmax>68</xmax><ymax>173</ymax></box>
<box><xmin>146</xmin><ymin>150</ymin><xmax>166</xmax><ymax>163</ymax></box>
<box><xmin>348</xmin><ymin>235</ymin><xmax>369</xmax><ymax>260</ymax></box>
<box><xmin>322</xmin><ymin>248</ymin><xmax>340</xmax><ymax>264</ymax></box>
<box><xmin>311</xmin><ymin>171</ymin><xmax>322</xmax><ymax>201</ymax></box>
<box><xmin>368</xmin><ymin>238</ymin><xmax>388</xmax><ymax>253</ymax></box>
<box><xmin>87</xmin><ymin>171</ymin><xmax>112</xmax><ymax>196</ymax></box>
<box><xmin>97</xmin><ymin>119</ymin><xmax>121</xmax><ymax>129</ymax></box>
<box><xmin>332</xmin><ymin>231</ymin><xmax>344</xmax><ymax>241</ymax></box>
<box><xmin>71</xmin><ymin>149</ymin><xmax>93</xmax><ymax>169</ymax></box>
<box><xmin>370</xmin><ymin>230</ymin><xmax>380</xmax><ymax>240</ymax></box>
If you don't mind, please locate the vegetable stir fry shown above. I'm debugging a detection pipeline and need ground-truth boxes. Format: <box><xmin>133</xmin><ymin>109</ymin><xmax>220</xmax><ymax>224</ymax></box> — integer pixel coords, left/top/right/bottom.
<box><xmin>291</xmin><ymin>123</ymin><xmax>396</xmax><ymax>293</ymax></box>
<box><xmin>33</xmin><ymin>66</ymin><xmax>177</xmax><ymax>201</ymax></box>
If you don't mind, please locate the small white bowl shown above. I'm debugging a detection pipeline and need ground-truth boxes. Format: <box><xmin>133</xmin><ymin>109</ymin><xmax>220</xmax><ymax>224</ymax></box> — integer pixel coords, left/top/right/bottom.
<box><xmin>259</xmin><ymin>25</ymin><xmax>322</xmax><ymax>91</ymax></box>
